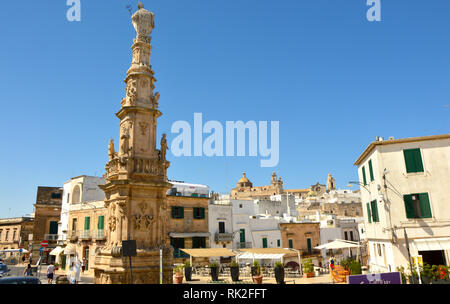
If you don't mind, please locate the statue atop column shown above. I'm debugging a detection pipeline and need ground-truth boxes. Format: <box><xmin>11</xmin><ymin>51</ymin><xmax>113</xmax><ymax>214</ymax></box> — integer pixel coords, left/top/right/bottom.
<box><xmin>327</xmin><ymin>173</ymin><xmax>336</xmax><ymax>191</ymax></box>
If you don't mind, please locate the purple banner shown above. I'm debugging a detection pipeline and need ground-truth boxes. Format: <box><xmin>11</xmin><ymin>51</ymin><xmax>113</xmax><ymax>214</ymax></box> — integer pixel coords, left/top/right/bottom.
<box><xmin>348</xmin><ymin>272</ymin><xmax>402</xmax><ymax>284</ymax></box>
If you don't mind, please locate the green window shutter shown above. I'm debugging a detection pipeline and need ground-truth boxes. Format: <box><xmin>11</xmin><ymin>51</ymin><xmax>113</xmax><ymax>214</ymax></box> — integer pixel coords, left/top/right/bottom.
<box><xmin>277</xmin><ymin>240</ymin><xmax>280</xmax><ymax>247</ymax></box>
<box><xmin>366</xmin><ymin>203</ymin><xmax>372</xmax><ymax>223</ymax></box>
<box><xmin>362</xmin><ymin>166</ymin><xmax>367</xmax><ymax>185</ymax></box>
<box><xmin>262</xmin><ymin>238</ymin><xmax>268</xmax><ymax>248</ymax></box>
<box><xmin>171</xmin><ymin>207</ymin><xmax>176</xmax><ymax>218</ymax></box>
<box><xmin>84</xmin><ymin>217</ymin><xmax>90</xmax><ymax>230</ymax></box>
<box><xmin>200</xmin><ymin>208</ymin><xmax>205</xmax><ymax>219</ymax></box>
<box><xmin>240</xmin><ymin>229</ymin><xmax>245</xmax><ymax>243</ymax></box>
<box><xmin>180</xmin><ymin>207</ymin><xmax>184</xmax><ymax>219</ymax></box>
<box><xmin>369</xmin><ymin>160</ymin><xmax>374</xmax><ymax>181</ymax></box>
<box><xmin>419</xmin><ymin>193</ymin><xmax>432</xmax><ymax>218</ymax></box>
<box><xmin>371</xmin><ymin>200</ymin><xmax>379</xmax><ymax>222</ymax></box>
<box><xmin>181</xmin><ymin>238</ymin><xmax>185</xmax><ymax>248</ymax></box>
<box><xmin>98</xmin><ymin>216</ymin><xmax>104</xmax><ymax>230</ymax></box>
<box><xmin>403</xmin><ymin>149</ymin><xmax>424</xmax><ymax>173</ymax></box>
<box><xmin>202</xmin><ymin>237</ymin><xmax>206</xmax><ymax>248</ymax></box>
<box><xmin>403</xmin><ymin>195</ymin><xmax>415</xmax><ymax>219</ymax></box>
<box><xmin>289</xmin><ymin>239</ymin><xmax>293</xmax><ymax>249</ymax></box>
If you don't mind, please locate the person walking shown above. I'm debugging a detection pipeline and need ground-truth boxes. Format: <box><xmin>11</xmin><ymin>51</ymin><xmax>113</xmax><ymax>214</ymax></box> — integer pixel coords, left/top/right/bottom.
<box><xmin>23</xmin><ymin>264</ymin><xmax>33</xmax><ymax>276</ymax></box>
<box><xmin>73</xmin><ymin>258</ymin><xmax>81</xmax><ymax>284</ymax></box>
<box><xmin>81</xmin><ymin>259</ymin><xmax>85</xmax><ymax>273</ymax></box>
<box><xmin>47</xmin><ymin>262</ymin><xmax>55</xmax><ymax>284</ymax></box>
<box><xmin>29</xmin><ymin>253</ymin><xmax>33</xmax><ymax>264</ymax></box>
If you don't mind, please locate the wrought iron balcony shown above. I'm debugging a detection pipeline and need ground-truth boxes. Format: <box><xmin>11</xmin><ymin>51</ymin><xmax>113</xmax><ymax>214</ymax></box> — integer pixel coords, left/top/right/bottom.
<box><xmin>92</xmin><ymin>230</ymin><xmax>106</xmax><ymax>240</ymax></box>
<box><xmin>215</xmin><ymin>232</ymin><xmax>234</xmax><ymax>242</ymax></box>
<box><xmin>78</xmin><ymin>230</ymin><xmax>91</xmax><ymax>240</ymax></box>
<box><xmin>236</xmin><ymin>242</ymin><xmax>252</xmax><ymax>249</ymax></box>
<box><xmin>44</xmin><ymin>234</ymin><xmax>59</xmax><ymax>241</ymax></box>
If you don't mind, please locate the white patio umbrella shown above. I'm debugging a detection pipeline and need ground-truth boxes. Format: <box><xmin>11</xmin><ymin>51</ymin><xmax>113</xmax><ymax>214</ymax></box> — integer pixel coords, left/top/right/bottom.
<box><xmin>315</xmin><ymin>239</ymin><xmax>361</xmax><ymax>260</ymax></box>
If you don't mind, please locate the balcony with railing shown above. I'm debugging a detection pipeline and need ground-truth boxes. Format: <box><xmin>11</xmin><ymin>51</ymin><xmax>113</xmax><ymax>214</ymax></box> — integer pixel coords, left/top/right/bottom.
<box><xmin>92</xmin><ymin>230</ymin><xmax>106</xmax><ymax>240</ymax></box>
<box><xmin>215</xmin><ymin>232</ymin><xmax>234</xmax><ymax>243</ymax></box>
<box><xmin>235</xmin><ymin>242</ymin><xmax>252</xmax><ymax>249</ymax></box>
<box><xmin>44</xmin><ymin>234</ymin><xmax>60</xmax><ymax>242</ymax></box>
<box><xmin>78</xmin><ymin>230</ymin><xmax>91</xmax><ymax>240</ymax></box>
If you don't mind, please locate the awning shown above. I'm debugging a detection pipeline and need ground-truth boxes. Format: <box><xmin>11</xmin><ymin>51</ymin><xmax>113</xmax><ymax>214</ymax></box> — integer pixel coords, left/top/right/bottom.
<box><xmin>169</xmin><ymin>232</ymin><xmax>210</xmax><ymax>238</ymax></box>
<box><xmin>315</xmin><ymin>239</ymin><xmax>360</xmax><ymax>250</ymax></box>
<box><xmin>64</xmin><ymin>243</ymin><xmax>76</xmax><ymax>255</ymax></box>
<box><xmin>49</xmin><ymin>246</ymin><xmax>64</xmax><ymax>256</ymax></box>
<box><xmin>238</xmin><ymin>248</ymin><xmax>296</xmax><ymax>255</ymax></box>
<box><xmin>414</xmin><ymin>237</ymin><xmax>450</xmax><ymax>251</ymax></box>
<box><xmin>179</xmin><ymin>248</ymin><xmax>236</xmax><ymax>257</ymax></box>
<box><xmin>237</xmin><ymin>252</ymin><xmax>285</xmax><ymax>260</ymax></box>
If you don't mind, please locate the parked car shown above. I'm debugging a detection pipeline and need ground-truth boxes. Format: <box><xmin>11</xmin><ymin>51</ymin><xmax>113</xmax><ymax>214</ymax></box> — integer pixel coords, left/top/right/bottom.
<box><xmin>0</xmin><ymin>264</ymin><xmax>10</xmax><ymax>278</ymax></box>
<box><xmin>0</xmin><ymin>277</ymin><xmax>41</xmax><ymax>284</ymax></box>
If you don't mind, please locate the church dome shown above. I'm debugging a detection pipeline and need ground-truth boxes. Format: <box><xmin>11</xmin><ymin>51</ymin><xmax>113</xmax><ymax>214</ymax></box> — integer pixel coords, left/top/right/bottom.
<box><xmin>237</xmin><ymin>173</ymin><xmax>252</xmax><ymax>188</ymax></box>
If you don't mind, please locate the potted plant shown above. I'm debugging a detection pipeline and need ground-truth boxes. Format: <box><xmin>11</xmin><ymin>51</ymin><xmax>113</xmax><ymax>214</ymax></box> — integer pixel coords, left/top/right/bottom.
<box><xmin>209</xmin><ymin>262</ymin><xmax>219</xmax><ymax>281</ymax></box>
<box><xmin>274</xmin><ymin>262</ymin><xmax>285</xmax><ymax>284</ymax></box>
<box><xmin>173</xmin><ymin>265</ymin><xmax>184</xmax><ymax>284</ymax></box>
<box><xmin>431</xmin><ymin>265</ymin><xmax>450</xmax><ymax>284</ymax></box>
<box><xmin>302</xmin><ymin>258</ymin><xmax>314</xmax><ymax>278</ymax></box>
<box><xmin>184</xmin><ymin>261</ymin><xmax>192</xmax><ymax>281</ymax></box>
<box><xmin>230</xmin><ymin>260</ymin><xmax>240</xmax><ymax>282</ymax></box>
<box><xmin>251</xmin><ymin>260</ymin><xmax>263</xmax><ymax>284</ymax></box>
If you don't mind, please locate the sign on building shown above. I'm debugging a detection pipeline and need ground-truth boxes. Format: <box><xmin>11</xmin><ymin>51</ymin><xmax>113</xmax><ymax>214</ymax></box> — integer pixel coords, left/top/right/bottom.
<box><xmin>348</xmin><ymin>272</ymin><xmax>402</xmax><ymax>284</ymax></box>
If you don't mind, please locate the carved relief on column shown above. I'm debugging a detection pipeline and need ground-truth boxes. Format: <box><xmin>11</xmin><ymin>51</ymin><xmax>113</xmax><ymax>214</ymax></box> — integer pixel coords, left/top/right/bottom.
<box><xmin>125</xmin><ymin>78</ymin><xmax>138</xmax><ymax>106</ymax></box>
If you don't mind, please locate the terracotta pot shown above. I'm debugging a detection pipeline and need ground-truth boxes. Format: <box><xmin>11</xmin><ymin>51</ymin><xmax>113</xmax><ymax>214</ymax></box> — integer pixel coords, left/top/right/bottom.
<box><xmin>303</xmin><ymin>272</ymin><xmax>315</xmax><ymax>278</ymax></box>
<box><xmin>253</xmin><ymin>275</ymin><xmax>263</xmax><ymax>284</ymax></box>
<box><xmin>174</xmin><ymin>274</ymin><xmax>183</xmax><ymax>284</ymax></box>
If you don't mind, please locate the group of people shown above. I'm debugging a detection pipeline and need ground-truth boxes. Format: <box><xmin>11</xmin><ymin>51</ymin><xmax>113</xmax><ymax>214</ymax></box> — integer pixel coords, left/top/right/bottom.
<box><xmin>22</xmin><ymin>255</ymin><xmax>86</xmax><ymax>284</ymax></box>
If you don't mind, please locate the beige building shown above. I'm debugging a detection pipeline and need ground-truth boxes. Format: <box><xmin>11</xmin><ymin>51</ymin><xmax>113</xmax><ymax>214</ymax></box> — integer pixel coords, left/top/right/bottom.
<box><xmin>166</xmin><ymin>182</ymin><xmax>210</xmax><ymax>265</ymax></box>
<box><xmin>66</xmin><ymin>200</ymin><xmax>107</xmax><ymax>275</ymax></box>
<box><xmin>0</xmin><ymin>217</ymin><xmax>34</xmax><ymax>262</ymax></box>
<box><xmin>280</xmin><ymin>222</ymin><xmax>321</xmax><ymax>260</ymax></box>
<box><xmin>31</xmin><ymin>186</ymin><xmax>63</xmax><ymax>264</ymax></box>
<box><xmin>354</xmin><ymin>134</ymin><xmax>450</xmax><ymax>272</ymax></box>
<box><xmin>230</xmin><ymin>172</ymin><xmax>329</xmax><ymax>200</ymax></box>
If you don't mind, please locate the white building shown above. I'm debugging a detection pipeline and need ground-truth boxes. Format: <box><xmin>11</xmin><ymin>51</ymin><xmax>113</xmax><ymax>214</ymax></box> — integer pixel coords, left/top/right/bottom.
<box><xmin>354</xmin><ymin>134</ymin><xmax>450</xmax><ymax>273</ymax></box>
<box><xmin>58</xmin><ymin>176</ymin><xmax>105</xmax><ymax>245</ymax></box>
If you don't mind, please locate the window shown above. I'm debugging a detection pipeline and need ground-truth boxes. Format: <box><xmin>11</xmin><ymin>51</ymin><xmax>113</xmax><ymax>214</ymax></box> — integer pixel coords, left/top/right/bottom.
<box><xmin>192</xmin><ymin>237</ymin><xmax>206</xmax><ymax>248</ymax></box>
<box><xmin>5</xmin><ymin>230</ymin><xmax>9</xmax><ymax>241</ymax></box>
<box><xmin>403</xmin><ymin>148</ymin><xmax>424</xmax><ymax>173</ymax></box>
<box><xmin>403</xmin><ymin>193</ymin><xmax>432</xmax><ymax>219</ymax></box>
<box><xmin>72</xmin><ymin>218</ymin><xmax>77</xmax><ymax>232</ymax></box>
<box><xmin>277</xmin><ymin>239</ymin><xmax>280</xmax><ymax>247</ymax></box>
<box><xmin>49</xmin><ymin>221</ymin><xmax>58</xmax><ymax>234</ymax></box>
<box><xmin>288</xmin><ymin>239</ymin><xmax>293</xmax><ymax>249</ymax></box>
<box><xmin>344</xmin><ymin>231</ymin><xmax>348</xmax><ymax>240</ymax></box>
<box><xmin>51</xmin><ymin>192</ymin><xmax>62</xmax><ymax>199</ymax></box>
<box><xmin>191</xmin><ymin>193</ymin><xmax>199</xmax><ymax>197</ymax></box>
<box><xmin>239</xmin><ymin>204</ymin><xmax>243</xmax><ymax>208</ymax></box>
<box><xmin>377</xmin><ymin>244</ymin><xmax>382</xmax><ymax>256</ymax></box>
<box><xmin>366</xmin><ymin>203</ymin><xmax>372</xmax><ymax>223</ymax></box>
<box><xmin>368</xmin><ymin>159</ymin><xmax>374</xmax><ymax>182</ymax></box>
<box><xmin>12</xmin><ymin>230</ymin><xmax>16</xmax><ymax>241</ymax></box>
<box><xmin>193</xmin><ymin>207</ymin><xmax>205</xmax><ymax>219</ymax></box>
<box><xmin>362</xmin><ymin>166</ymin><xmax>367</xmax><ymax>186</ymax></box>
<box><xmin>350</xmin><ymin>231</ymin><xmax>354</xmax><ymax>241</ymax></box>
<box><xmin>218</xmin><ymin>222</ymin><xmax>225</xmax><ymax>234</ymax></box>
<box><xmin>98</xmin><ymin>216</ymin><xmax>105</xmax><ymax>230</ymax></box>
<box><xmin>84</xmin><ymin>217</ymin><xmax>90</xmax><ymax>230</ymax></box>
<box><xmin>171</xmin><ymin>206</ymin><xmax>184</xmax><ymax>219</ymax></box>
<box><xmin>370</xmin><ymin>200</ymin><xmax>379</xmax><ymax>222</ymax></box>
<box><xmin>307</xmin><ymin>238</ymin><xmax>312</xmax><ymax>253</ymax></box>
<box><xmin>262</xmin><ymin>238</ymin><xmax>268</xmax><ymax>248</ymax></box>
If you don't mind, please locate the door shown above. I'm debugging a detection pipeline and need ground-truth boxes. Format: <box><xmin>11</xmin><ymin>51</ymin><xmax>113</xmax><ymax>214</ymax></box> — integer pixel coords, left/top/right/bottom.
<box><xmin>240</xmin><ymin>229</ymin><xmax>245</xmax><ymax>247</ymax></box>
<box><xmin>262</xmin><ymin>238</ymin><xmax>268</xmax><ymax>248</ymax></box>
<box><xmin>219</xmin><ymin>222</ymin><xmax>225</xmax><ymax>234</ymax></box>
<box><xmin>307</xmin><ymin>238</ymin><xmax>312</xmax><ymax>254</ymax></box>
<box><xmin>83</xmin><ymin>247</ymin><xmax>89</xmax><ymax>271</ymax></box>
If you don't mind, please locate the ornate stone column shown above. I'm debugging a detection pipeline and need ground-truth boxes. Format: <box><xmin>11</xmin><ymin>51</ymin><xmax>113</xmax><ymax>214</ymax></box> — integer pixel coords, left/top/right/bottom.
<box><xmin>93</xmin><ymin>3</ymin><xmax>173</xmax><ymax>284</ymax></box>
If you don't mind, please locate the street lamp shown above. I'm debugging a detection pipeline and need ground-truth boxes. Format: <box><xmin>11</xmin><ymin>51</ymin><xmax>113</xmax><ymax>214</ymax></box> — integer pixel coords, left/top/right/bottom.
<box><xmin>347</xmin><ymin>181</ymin><xmax>371</xmax><ymax>194</ymax></box>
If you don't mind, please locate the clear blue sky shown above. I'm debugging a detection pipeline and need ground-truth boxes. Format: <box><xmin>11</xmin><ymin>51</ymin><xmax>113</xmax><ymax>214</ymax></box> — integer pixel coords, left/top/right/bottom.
<box><xmin>0</xmin><ymin>0</ymin><xmax>449</xmax><ymax>218</ymax></box>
